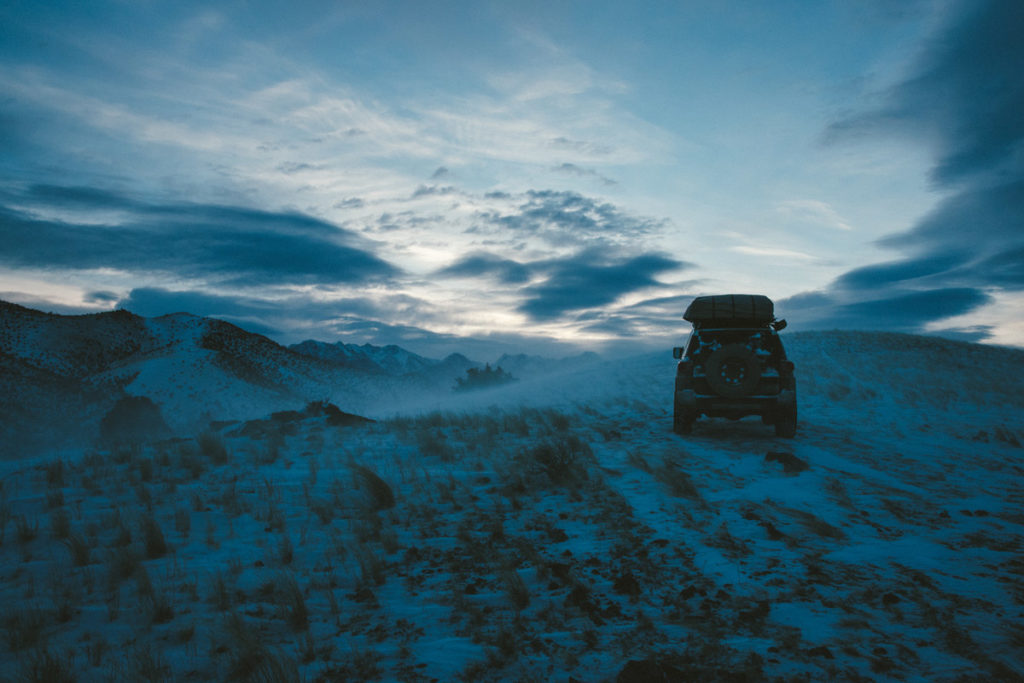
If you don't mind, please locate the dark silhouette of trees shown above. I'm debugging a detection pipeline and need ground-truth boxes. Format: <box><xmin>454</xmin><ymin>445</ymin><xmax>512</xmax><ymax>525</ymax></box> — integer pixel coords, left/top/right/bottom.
<box><xmin>453</xmin><ymin>363</ymin><xmax>517</xmax><ymax>392</ymax></box>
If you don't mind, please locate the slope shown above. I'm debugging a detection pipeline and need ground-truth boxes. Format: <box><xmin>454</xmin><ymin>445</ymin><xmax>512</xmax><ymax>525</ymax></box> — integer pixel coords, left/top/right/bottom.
<box><xmin>1</xmin><ymin>328</ymin><xmax>1022</xmax><ymax>680</ymax></box>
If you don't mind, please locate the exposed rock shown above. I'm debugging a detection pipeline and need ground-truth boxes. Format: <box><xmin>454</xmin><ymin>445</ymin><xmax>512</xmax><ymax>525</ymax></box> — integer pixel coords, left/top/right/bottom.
<box><xmin>765</xmin><ymin>451</ymin><xmax>809</xmax><ymax>474</ymax></box>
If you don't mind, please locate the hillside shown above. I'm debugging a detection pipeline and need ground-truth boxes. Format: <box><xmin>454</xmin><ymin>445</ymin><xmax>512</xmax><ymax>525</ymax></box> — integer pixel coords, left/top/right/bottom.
<box><xmin>0</xmin><ymin>302</ymin><xmax>603</xmax><ymax>456</ymax></box>
<box><xmin>0</xmin><ymin>305</ymin><xmax>1022</xmax><ymax>680</ymax></box>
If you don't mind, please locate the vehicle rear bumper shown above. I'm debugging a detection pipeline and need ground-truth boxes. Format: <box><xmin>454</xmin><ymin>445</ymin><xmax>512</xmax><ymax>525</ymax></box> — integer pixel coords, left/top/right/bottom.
<box><xmin>695</xmin><ymin>394</ymin><xmax>782</xmax><ymax>419</ymax></box>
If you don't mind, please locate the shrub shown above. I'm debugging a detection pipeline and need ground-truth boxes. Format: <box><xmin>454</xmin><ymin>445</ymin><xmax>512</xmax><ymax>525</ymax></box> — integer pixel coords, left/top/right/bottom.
<box><xmin>415</xmin><ymin>428</ymin><xmax>454</xmax><ymax>461</ymax></box>
<box><xmin>107</xmin><ymin>546</ymin><xmax>141</xmax><ymax>584</ymax></box>
<box><xmin>351</xmin><ymin>464</ymin><xmax>395</xmax><ymax>511</ymax></box>
<box><xmin>15</xmin><ymin>514</ymin><xmax>38</xmax><ymax>544</ymax></box>
<box><xmin>3</xmin><ymin>606</ymin><xmax>46</xmax><ymax>650</ymax></box>
<box><xmin>64</xmin><ymin>532</ymin><xmax>91</xmax><ymax>566</ymax></box>
<box><xmin>130</xmin><ymin>642</ymin><xmax>170</xmax><ymax>682</ymax></box>
<box><xmin>210</xmin><ymin>572</ymin><xmax>233</xmax><ymax>611</ymax></box>
<box><xmin>45</xmin><ymin>459</ymin><xmax>65</xmax><ymax>487</ymax></box>
<box><xmin>523</xmin><ymin>435</ymin><xmax>593</xmax><ymax>485</ymax></box>
<box><xmin>174</xmin><ymin>508</ymin><xmax>191</xmax><ymax>537</ymax></box>
<box><xmin>199</xmin><ymin>431</ymin><xmax>229</xmax><ymax>464</ymax></box>
<box><xmin>100</xmin><ymin>395</ymin><xmax>171</xmax><ymax>445</ymax></box>
<box><xmin>51</xmin><ymin>508</ymin><xmax>72</xmax><ymax>540</ymax></box>
<box><xmin>276</xmin><ymin>573</ymin><xmax>309</xmax><ymax>632</ymax></box>
<box><xmin>654</xmin><ymin>460</ymin><xmax>701</xmax><ymax>500</ymax></box>
<box><xmin>20</xmin><ymin>647</ymin><xmax>75</xmax><ymax>683</ymax></box>
<box><xmin>221</xmin><ymin>613</ymin><xmax>300</xmax><ymax>682</ymax></box>
<box><xmin>150</xmin><ymin>591</ymin><xmax>175</xmax><ymax>625</ymax></box>
<box><xmin>142</xmin><ymin>514</ymin><xmax>168</xmax><ymax>559</ymax></box>
<box><xmin>502</xmin><ymin>568</ymin><xmax>530</xmax><ymax>612</ymax></box>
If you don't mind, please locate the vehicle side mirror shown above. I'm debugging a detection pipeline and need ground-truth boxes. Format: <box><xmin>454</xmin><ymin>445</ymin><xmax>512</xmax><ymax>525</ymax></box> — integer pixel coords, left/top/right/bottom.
<box><xmin>672</xmin><ymin>347</ymin><xmax>685</xmax><ymax>359</ymax></box>
<box><xmin>772</xmin><ymin>319</ymin><xmax>787</xmax><ymax>331</ymax></box>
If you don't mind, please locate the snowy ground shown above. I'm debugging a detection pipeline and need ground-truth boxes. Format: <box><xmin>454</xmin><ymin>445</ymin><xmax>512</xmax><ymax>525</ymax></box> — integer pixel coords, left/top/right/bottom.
<box><xmin>1</xmin><ymin>332</ymin><xmax>1022</xmax><ymax>681</ymax></box>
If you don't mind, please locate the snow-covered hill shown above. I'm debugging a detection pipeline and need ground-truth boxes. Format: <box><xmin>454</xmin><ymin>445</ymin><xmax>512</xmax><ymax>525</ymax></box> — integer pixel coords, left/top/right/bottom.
<box><xmin>0</xmin><ymin>302</ymin><xmax>602</xmax><ymax>455</ymax></box>
<box><xmin>1</xmin><ymin>301</ymin><xmax>1023</xmax><ymax>680</ymax></box>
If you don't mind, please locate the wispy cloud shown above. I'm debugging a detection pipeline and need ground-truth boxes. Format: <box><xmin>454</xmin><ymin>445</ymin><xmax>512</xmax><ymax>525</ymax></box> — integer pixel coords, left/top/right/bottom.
<box><xmin>775</xmin><ymin>199</ymin><xmax>853</xmax><ymax>231</ymax></box>
<box><xmin>792</xmin><ymin>0</ymin><xmax>1024</xmax><ymax>338</ymax></box>
<box><xmin>730</xmin><ymin>246</ymin><xmax>818</xmax><ymax>261</ymax></box>
<box><xmin>479</xmin><ymin>190</ymin><xmax>667</xmax><ymax>248</ymax></box>
<box><xmin>551</xmin><ymin>163</ymin><xmax>617</xmax><ymax>187</ymax></box>
<box><xmin>0</xmin><ymin>185</ymin><xmax>398</xmax><ymax>286</ymax></box>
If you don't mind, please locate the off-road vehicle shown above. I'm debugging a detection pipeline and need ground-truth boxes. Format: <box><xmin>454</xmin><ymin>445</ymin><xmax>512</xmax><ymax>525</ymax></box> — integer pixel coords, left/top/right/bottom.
<box><xmin>672</xmin><ymin>294</ymin><xmax>796</xmax><ymax>437</ymax></box>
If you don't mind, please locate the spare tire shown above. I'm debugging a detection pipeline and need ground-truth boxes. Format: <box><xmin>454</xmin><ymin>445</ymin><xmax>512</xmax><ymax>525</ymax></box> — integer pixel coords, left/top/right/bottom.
<box><xmin>704</xmin><ymin>344</ymin><xmax>761</xmax><ymax>397</ymax></box>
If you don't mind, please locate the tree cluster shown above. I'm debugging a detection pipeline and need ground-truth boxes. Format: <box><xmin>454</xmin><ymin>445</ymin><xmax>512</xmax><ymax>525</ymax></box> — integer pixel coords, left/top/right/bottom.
<box><xmin>453</xmin><ymin>363</ymin><xmax>517</xmax><ymax>392</ymax></box>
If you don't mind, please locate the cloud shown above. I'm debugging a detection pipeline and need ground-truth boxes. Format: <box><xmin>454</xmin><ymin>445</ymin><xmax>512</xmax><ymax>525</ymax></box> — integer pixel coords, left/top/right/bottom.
<box><xmin>551</xmin><ymin>163</ymin><xmax>617</xmax><ymax>186</ymax></box>
<box><xmin>805</xmin><ymin>0</ymin><xmax>1024</xmax><ymax>338</ymax></box>
<box><xmin>435</xmin><ymin>247</ymin><xmax>692</xmax><ymax>322</ymax></box>
<box><xmin>549</xmin><ymin>136</ymin><xmax>612</xmax><ymax>156</ymax></box>
<box><xmin>832</xmin><ymin>252</ymin><xmax>969</xmax><ymax>291</ymax></box>
<box><xmin>518</xmin><ymin>251</ymin><xmax>689</xmax><ymax>320</ymax></box>
<box><xmin>84</xmin><ymin>290</ymin><xmax>120</xmax><ymax>304</ymax></box>
<box><xmin>838</xmin><ymin>1</ymin><xmax>1024</xmax><ymax>186</ymax></box>
<box><xmin>481</xmin><ymin>190</ymin><xmax>665</xmax><ymax>247</ymax></box>
<box><xmin>569</xmin><ymin>291</ymin><xmax>706</xmax><ymax>342</ymax></box>
<box><xmin>436</xmin><ymin>252</ymin><xmax>532</xmax><ymax>284</ymax></box>
<box><xmin>775</xmin><ymin>199</ymin><xmax>852</xmax><ymax>231</ymax></box>
<box><xmin>116</xmin><ymin>287</ymin><xmax>442</xmax><ymax>341</ymax></box>
<box><xmin>878</xmin><ymin>180</ymin><xmax>1024</xmax><ymax>262</ymax></box>
<box><xmin>411</xmin><ymin>184</ymin><xmax>458</xmax><ymax>198</ymax></box>
<box><xmin>730</xmin><ymin>246</ymin><xmax>817</xmax><ymax>261</ymax></box>
<box><xmin>0</xmin><ymin>185</ymin><xmax>398</xmax><ymax>286</ymax></box>
<box><xmin>111</xmin><ymin>286</ymin><xmax>584</xmax><ymax>359</ymax></box>
<box><xmin>780</xmin><ymin>288</ymin><xmax>992</xmax><ymax>333</ymax></box>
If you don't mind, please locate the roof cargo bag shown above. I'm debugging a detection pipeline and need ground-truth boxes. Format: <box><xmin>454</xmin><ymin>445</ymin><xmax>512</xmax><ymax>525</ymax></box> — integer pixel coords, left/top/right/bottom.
<box><xmin>683</xmin><ymin>294</ymin><xmax>774</xmax><ymax>324</ymax></box>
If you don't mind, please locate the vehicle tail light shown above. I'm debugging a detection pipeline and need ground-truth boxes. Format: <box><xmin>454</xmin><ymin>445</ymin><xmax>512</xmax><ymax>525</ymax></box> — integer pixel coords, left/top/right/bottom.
<box><xmin>779</xmin><ymin>360</ymin><xmax>795</xmax><ymax>376</ymax></box>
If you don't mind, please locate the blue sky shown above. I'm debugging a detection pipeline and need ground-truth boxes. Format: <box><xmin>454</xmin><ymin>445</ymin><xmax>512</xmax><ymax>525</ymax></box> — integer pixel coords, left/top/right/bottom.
<box><xmin>1</xmin><ymin>0</ymin><xmax>1021</xmax><ymax>356</ymax></box>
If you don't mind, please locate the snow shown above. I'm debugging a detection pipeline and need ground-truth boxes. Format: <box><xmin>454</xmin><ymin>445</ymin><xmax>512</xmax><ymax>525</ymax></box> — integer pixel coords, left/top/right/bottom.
<box><xmin>1</xmin><ymin>307</ymin><xmax>1023</xmax><ymax>680</ymax></box>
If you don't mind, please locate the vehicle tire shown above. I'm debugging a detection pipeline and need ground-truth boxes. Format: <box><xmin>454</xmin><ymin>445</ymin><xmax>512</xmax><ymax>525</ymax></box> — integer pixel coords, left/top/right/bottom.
<box><xmin>704</xmin><ymin>344</ymin><xmax>761</xmax><ymax>398</ymax></box>
<box><xmin>671</xmin><ymin>411</ymin><xmax>696</xmax><ymax>438</ymax></box>
<box><xmin>774</xmin><ymin>405</ymin><xmax>797</xmax><ymax>438</ymax></box>
<box><xmin>674</xmin><ymin>390</ymin><xmax>695</xmax><ymax>435</ymax></box>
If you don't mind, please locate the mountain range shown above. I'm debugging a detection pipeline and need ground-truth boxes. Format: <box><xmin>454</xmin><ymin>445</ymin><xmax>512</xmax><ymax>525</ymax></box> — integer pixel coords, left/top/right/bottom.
<box><xmin>0</xmin><ymin>301</ymin><xmax>600</xmax><ymax>456</ymax></box>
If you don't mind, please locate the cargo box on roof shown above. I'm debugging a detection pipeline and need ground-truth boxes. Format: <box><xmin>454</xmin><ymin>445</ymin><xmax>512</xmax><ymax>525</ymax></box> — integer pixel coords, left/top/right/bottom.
<box><xmin>683</xmin><ymin>294</ymin><xmax>774</xmax><ymax>324</ymax></box>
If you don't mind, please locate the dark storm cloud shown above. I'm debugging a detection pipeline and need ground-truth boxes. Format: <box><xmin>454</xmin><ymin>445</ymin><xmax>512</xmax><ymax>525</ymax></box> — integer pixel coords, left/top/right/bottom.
<box><xmin>780</xmin><ymin>288</ymin><xmax>992</xmax><ymax>334</ymax></box>
<box><xmin>0</xmin><ymin>185</ymin><xmax>398</xmax><ymax>285</ymax></box>
<box><xmin>435</xmin><ymin>252</ymin><xmax>532</xmax><ymax>284</ymax></box>
<box><xmin>827</xmin><ymin>1</ymin><xmax>1024</xmax><ymax>186</ymax></box>
<box><xmin>518</xmin><ymin>251</ymin><xmax>689</xmax><ymax>320</ymax></box>
<box><xmin>833</xmin><ymin>252</ymin><xmax>969</xmax><ymax>291</ymax></box>
<box><xmin>482</xmin><ymin>190</ymin><xmax>665</xmax><ymax>247</ymax></box>
<box><xmin>878</xmin><ymin>180</ymin><xmax>1024</xmax><ymax>260</ymax></box>
<box><xmin>835</xmin><ymin>288</ymin><xmax>992</xmax><ymax>327</ymax></box>
<box><xmin>809</xmin><ymin>0</ymin><xmax>1024</xmax><ymax>337</ymax></box>
<box><xmin>83</xmin><ymin>290</ymin><xmax>120</xmax><ymax>304</ymax></box>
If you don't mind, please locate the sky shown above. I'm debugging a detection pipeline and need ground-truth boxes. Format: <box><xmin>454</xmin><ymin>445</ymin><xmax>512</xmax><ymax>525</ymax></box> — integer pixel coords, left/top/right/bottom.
<box><xmin>1</xmin><ymin>0</ymin><xmax>1022</xmax><ymax>358</ymax></box>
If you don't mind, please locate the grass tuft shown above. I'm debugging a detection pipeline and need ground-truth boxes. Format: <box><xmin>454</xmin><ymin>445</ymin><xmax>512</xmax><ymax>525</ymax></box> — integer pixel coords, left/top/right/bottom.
<box><xmin>351</xmin><ymin>464</ymin><xmax>396</xmax><ymax>511</ymax></box>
